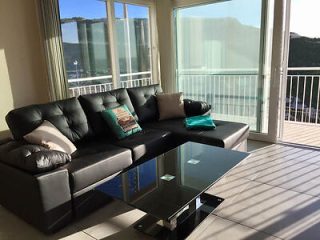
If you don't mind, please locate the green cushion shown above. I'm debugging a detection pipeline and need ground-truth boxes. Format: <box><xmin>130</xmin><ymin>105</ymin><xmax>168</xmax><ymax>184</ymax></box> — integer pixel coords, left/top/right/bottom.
<box><xmin>184</xmin><ymin>115</ymin><xmax>216</xmax><ymax>130</ymax></box>
<box><xmin>101</xmin><ymin>105</ymin><xmax>142</xmax><ymax>139</ymax></box>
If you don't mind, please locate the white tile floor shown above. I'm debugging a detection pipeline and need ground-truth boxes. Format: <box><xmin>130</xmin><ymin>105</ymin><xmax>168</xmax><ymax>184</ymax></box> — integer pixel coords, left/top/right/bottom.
<box><xmin>2</xmin><ymin>141</ymin><xmax>320</xmax><ymax>239</ymax></box>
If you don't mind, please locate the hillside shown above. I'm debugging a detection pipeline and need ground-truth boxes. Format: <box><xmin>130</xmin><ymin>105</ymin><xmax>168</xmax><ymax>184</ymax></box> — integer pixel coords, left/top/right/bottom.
<box><xmin>289</xmin><ymin>33</ymin><xmax>320</xmax><ymax>67</ymax></box>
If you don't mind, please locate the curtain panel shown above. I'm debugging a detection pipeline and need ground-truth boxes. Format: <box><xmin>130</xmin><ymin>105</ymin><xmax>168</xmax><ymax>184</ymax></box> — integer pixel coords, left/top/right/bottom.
<box><xmin>39</xmin><ymin>0</ymin><xmax>69</xmax><ymax>100</ymax></box>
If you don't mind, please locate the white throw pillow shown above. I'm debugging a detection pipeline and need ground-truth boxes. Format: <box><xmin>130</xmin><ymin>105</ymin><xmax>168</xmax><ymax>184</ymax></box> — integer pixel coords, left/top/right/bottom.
<box><xmin>157</xmin><ymin>92</ymin><xmax>186</xmax><ymax>120</ymax></box>
<box><xmin>24</xmin><ymin>120</ymin><xmax>77</xmax><ymax>154</ymax></box>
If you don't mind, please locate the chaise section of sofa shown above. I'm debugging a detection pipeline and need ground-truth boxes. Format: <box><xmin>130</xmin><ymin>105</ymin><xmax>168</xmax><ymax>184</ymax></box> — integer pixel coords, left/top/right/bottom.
<box><xmin>142</xmin><ymin>118</ymin><xmax>249</xmax><ymax>150</ymax></box>
<box><xmin>126</xmin><ymin>84</ymin><xmax>249</xmax><ymax>151</ymax></box>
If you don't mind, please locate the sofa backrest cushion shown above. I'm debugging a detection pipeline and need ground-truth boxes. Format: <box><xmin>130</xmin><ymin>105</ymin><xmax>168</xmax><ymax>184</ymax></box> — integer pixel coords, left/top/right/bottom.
<box><xmin>6</xmin><ymin>98</ymin><xmax>91</xmax><ymax>143</ymax></box>
<box><xmin>78</xmin><ymin>88</ymin><xmax>137</xmax><ymax>136</ymax></box>
<box><xmin>127</xmin><ymin>84</ymin><xmax>162</xmax><ymax>123</ymax></box>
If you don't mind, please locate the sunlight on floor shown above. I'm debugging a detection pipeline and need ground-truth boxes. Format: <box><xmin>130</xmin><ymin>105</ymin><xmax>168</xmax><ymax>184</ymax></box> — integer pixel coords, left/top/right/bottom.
<box><xmin>1</xmin><ymin>142</ymin><xmax>320</xmax><ymax>239</ymax></box>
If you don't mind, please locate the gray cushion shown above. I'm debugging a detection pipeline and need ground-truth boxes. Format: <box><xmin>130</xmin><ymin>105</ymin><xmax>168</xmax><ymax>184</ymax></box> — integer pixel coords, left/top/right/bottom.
<box><xmin>157</xmin><ymin>92</ymin><xmax>186</xmax><ymax>120</ymax></box>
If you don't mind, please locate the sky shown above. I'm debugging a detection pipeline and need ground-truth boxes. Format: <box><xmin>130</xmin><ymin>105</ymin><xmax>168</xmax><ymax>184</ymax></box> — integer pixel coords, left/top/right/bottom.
<box><xmin>178</xmin><ymin>0</ymin><xmax>262</xmax><ymax>28</ymax></box>
<box><xmin>290</xmin><ymin>0</ymin><xmax>320</xmax><ymax>38</ymax></box>
<box><xmin>59</xmin><ymin>0</ymin><xmax>149</xmax><ymax>43</ymax></box>
<box><xmin>59</xmin><ymin>0</ymin><xmax>148</xmax><ymax>19</ymax></box>
<box><xmin>60</xmin><ymin>0</ymin><xmax>320</xmax><ymax>43</ymax></box>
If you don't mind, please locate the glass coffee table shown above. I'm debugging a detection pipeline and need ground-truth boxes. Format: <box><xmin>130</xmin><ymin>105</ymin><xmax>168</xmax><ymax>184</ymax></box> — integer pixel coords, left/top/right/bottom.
<box><xmin>96</xmin><ymin>142</ymin><xmax>249</xmax><ymax>239</ymax></box>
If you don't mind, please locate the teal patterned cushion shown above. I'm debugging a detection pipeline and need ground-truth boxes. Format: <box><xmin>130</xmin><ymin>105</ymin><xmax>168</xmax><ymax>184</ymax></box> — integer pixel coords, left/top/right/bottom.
<box><xmin>101</xmin><ymin>105</ymin><xmax>142</xmax><ymax>139</ymax></box>
<box><xmin>184</xmin><ymin>115</ymin><xmax>216</xmax><ymax>130</ymax></box>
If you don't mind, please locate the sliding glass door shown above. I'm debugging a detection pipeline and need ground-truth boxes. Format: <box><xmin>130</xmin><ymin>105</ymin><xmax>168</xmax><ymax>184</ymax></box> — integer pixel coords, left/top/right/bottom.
<box><xmin>175</xmin><ymin>0</ymin><xmax>270</xmax><ymax>132</ymax></box>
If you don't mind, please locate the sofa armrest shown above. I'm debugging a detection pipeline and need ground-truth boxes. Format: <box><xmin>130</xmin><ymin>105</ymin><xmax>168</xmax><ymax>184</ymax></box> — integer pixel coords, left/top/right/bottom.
<box><xmin>0</xmin><ymin>140</ymin><xmax>73</xmax><ymax>232</ymax></box>
<box><xmin>0</xmin><ymin>161</ymin><xmax>72</xmax><ymax>233</ymax></box>
<box><xmin>184</xmin><ymin>99</ymin><xmax>211</xmax><ymax>117</ymax></box>
<box><xmin>0</xmin><ymin>141</ymin><xmax>71</xmax><ymax>174</ymax></box>
<box><xmin>0</xmin><ymin>136</ymin><xmax>13</xmax><ymax>145</ymax></box>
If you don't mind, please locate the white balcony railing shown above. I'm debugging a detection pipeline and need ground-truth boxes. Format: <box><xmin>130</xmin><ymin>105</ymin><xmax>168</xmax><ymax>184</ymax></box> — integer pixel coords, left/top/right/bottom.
<box><xmin>68</xmin><ymin>71</ymin><xmax>152</xmax><ymax>97</ymax></box>
<box><xmin>178</xmin><ymin>72</ymin><xmax>259</xmax><ymax>129</ymax></box>
<box><xmin>286</xmin><ymin>67</ymin><xmax>320</xmax><ymax>124</ymax></box>
<box><xmin>67</xmin><ymin>68</ymin><xmax>320</xmax><ymax>127</ymax></box>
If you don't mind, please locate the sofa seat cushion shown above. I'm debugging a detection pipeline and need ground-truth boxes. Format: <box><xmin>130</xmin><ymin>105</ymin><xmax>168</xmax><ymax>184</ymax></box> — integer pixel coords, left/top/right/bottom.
<box><xmin>142</xmin><ymin>118</ymin><xmax>249</xmax><ymax>149</ymax></box>
<box><xmin>67</xmin><ymin>143</ymin><xmax>132</xmax><ymax>194</ymax></box>
<box><xmin>113</xmin><ymin>129</ymin><xmax>174</xmax><ymax>162</ymax></box>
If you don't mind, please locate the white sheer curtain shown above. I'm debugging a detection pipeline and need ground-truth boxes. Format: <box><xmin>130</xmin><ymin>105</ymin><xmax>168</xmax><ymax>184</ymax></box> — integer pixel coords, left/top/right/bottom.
<box><xmin>39</xmin><ymin>0</ymin><xmax>69</xmax><ymax>100</ymax></box>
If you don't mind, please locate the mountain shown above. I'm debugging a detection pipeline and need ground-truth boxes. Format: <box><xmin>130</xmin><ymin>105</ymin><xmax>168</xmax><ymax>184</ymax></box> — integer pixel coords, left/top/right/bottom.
<box><xmin>289</xmin><ymin>33</ymin><xmax>320</xmax><ymax>67</ymax></box>
<box><xmin>290</xmin><ymin>32</ymin><xmax>301</xmax><ymax>39</ymax></box>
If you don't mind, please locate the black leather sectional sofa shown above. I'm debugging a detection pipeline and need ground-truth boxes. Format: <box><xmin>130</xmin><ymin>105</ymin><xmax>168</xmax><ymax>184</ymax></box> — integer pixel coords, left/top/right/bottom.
<box><xmin>0</xmin><ymin>84</ymin><xmax>249</xmax><ymax>233</ymax></box>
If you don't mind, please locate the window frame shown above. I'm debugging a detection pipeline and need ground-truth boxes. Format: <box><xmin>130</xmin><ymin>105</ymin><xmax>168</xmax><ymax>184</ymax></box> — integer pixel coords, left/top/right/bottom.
<box><xmin>58</xmin><ymin>0</ymin><xmax>159</xmax><ymax>95</ymax></box>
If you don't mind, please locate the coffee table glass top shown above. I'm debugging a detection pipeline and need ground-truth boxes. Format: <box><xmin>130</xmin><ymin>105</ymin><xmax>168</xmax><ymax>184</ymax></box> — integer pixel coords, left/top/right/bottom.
<box><xmin>96</xmin><ymin>142</ymin><xmax>249</xmax><ymax>221</ymax></box>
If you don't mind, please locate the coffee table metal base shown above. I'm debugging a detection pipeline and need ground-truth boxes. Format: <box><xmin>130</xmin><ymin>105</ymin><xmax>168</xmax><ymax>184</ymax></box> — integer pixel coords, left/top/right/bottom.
<box><xmin>134</xmin><ymin>193</ymin><xmax>224</xmax><ymax>240</ymax></box>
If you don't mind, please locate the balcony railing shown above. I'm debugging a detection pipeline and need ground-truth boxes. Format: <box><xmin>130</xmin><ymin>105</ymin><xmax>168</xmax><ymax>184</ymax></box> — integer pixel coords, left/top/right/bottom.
<box><xmin>177</xmin><ymin>71</ymin><xmax>259</xmax><ymax>130</ymax></box>
<box><xmin>67</xmin><ymin>68</ymin><xmax>320</xmax><ymax>127</ymax></box>
<box><xmin>68</xmin><ymin>71</ymin><xmax>152</xmax><ymax>97</ymax></box>
<box><xmin>286</xmin><ymin>67</ymin><xmax>320</xmax><ymax>124</ymax></box>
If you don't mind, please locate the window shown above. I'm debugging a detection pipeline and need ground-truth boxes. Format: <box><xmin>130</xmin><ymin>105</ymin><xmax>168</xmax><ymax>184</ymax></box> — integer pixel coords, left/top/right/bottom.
<box><xmin>175</xmin><ymin>0</ymin><xmax>270</xmax><ymax>132</ymax></box>
<box><xmin>114</xmin><ymin>2</ymin><xmax>152</xmax><ymax>87</ymax></box>
<box><xmin>59</xmin><ymin>0</ymin><xmax>156</xmax><ymax>97</ymax></box>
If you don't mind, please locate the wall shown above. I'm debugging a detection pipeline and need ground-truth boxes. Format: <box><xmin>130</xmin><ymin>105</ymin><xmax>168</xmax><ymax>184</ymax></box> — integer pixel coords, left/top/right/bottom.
<box><xmin>156</xmin><ymin>0</ymin><xmax>175</xmax><ymax>93</ymax></box>
<box><xmin>0</xmin><ymin>0</ymin><xmax>49</xmax><ymax>137</ymax></box>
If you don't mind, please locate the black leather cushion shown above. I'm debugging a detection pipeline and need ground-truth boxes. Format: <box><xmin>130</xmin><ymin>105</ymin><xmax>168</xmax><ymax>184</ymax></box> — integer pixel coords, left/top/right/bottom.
<box><xmin>0</xmin><ymin>142</ymin><xmax>71</xmax><ymax>174</ymax></box>
<box><xmin>6</xmin><ymin>98</ymin><xmax>91</xmax><ymax>143</ymax></box>
<box><xmin>184</xmin><ymin>99</ymin><xmax>211</xmax><ymax>117</ymax></box>
<box><xmin>143</xmin><ymin>118</ymin><xmax>249</xmax><ymax>149</ymax></box>
<box><xmin>67</xmin><ymin>142</ymin><xmax>132</xmax><ymax>193</ymax></box>
<box><xmin>113</xmin><ymin>129</ymin><xmax>174</xmax><ymax>162</ymax></box>
<box><xmin>127</xmin><ymin>84</ymin><xmax>162</xmax><ymax>123</ymax></box>
<box><xmin>79</xmin><ymin>88</ymin><xmax>137</xmax><ymax>137</ymax></box>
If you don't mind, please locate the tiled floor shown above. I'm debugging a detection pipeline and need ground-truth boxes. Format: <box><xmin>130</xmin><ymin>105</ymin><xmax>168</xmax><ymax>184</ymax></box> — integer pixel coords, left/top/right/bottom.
<box><xmin>2</xmin><ymin>141</ymin><xmax>320</xmax><ymax>239</ymax></box>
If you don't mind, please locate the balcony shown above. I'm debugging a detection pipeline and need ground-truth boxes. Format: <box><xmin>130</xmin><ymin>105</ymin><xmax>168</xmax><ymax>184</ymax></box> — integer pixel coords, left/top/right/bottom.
<box><xmin>283</xmin><ymin>67</ymin><xmax>320</xmax><ymax>147</ymax></box>
<box><xmin>68</xmin><ymin>71</ymin><xmax>152</xmax><ymax>97</ymax></box>
<box><xmin>177</xmin><ymin>70</ymin><xmax>261</xmax><ymax>131</ymax></box>
<box><xmin>67</xmin><ymin>68</ymin><xmax>320</xmax><ymax>147</ymax></box>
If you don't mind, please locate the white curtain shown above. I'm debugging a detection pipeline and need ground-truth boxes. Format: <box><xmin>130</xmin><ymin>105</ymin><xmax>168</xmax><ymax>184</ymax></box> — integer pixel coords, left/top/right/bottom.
<box><xmin>39</xmin><ymin>0</ymin><xmax>69</xmax><ymax>100</ymax></box>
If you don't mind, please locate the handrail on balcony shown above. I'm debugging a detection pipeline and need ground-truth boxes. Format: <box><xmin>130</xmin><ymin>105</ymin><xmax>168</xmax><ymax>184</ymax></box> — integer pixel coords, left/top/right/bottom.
<box><xmin>119</xmin><ymin>71</ymin><xmax>151</xmax><ymax>77</ymax></box>
<box><xmin>178</xmin><ymin>68</ymin><xmax>259</xmax><ymax>76</ymax></box>
<box><xmin>286</xmin><ymin>67</ymin><xmax>320</xmax><ymax>125</ymax></box>
<box><xmin>68</xmin><ymin>75</ymin><xmax>112</xmax><ymax>83</ymax></box>
<box><xmin>67</xmin><ymin>71</ymin><xmax>152</xmax><ymax>83</ymax></box>
<box><xmin>288</xmin><ymin>67</ymin><xmax>320</xmax><ymax>71</ymax></box>
<box><xmin>67</xmin><ymin>71</ymin><xmax>153</xmax><ymax>97</ymax></box>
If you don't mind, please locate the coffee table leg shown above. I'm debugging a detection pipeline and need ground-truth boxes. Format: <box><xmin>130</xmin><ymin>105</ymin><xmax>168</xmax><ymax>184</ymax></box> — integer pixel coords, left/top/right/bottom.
<box><xmin>134</xmin><ymin>194</ymin><xmax>224</xmax><ymax>239</ymax></box>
